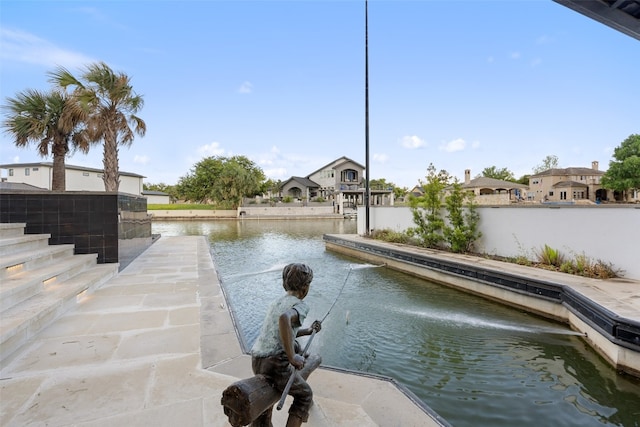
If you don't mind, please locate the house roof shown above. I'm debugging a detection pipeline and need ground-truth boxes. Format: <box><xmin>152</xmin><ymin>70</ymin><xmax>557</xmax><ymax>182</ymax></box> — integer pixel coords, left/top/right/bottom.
<box><xmin>531</xmin><ymin>167</ymin><xmax>605</xmax><ymax>178</ymax></box>
<box><xmin>553</xmin><ymin>0</ymin><xmax>640</xmax><ymax>41</ymax></box>
<box><xmin>0</xmin><ymin>162</ymin><xmax>145</xmax><ymax>178</ymax></box>
<box><xmin>281</xmin><ymin>176</ymin><xmax>320</xmax><ymax>189</ymax></box>
<box><xmin>142</xmin><ymin>190</ymin><xmax>169</xmax><ymax>196</ymax></box>
<box><xmin>0</xmin><ymin>182</ymin><xmax>49</xmax><ymax>191</ymax></box>
<box><xmin>307</xmin><ymin>156</ymin><xmax>365</xmax><ymax>178</ymax></box>
<box><xmin>462</xmin><ymin>177</ymin><xmax>528</xmax><ymax>189</ymax></box>
<box><xmin>552</xmin><ymin>180</ymin><xmax>589</xmax><ymax>188</ymax></box>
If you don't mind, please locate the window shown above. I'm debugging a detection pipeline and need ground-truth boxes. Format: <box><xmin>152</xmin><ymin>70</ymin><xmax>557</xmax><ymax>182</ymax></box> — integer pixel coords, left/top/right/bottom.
<box><xmin>560</xmin><ymin>191</ymin><xmax>567</xmax><ymax>200</ymax></box>
<box><xmin>548</xmin><ymin>191</ymin><xmax>554</xmax><ymax>197</ymax></box>
<box><xmin>320</xmin><ymin>170</ymin><xmax>335</xmax><ymax>179</ymax></box>
<box><xmin>83</xmin><ymin>172</ymin><xmax>90</xmax><ymax>176</ymax></box>
<box><xmin>8</xmin><ymin>169</ymin><xmax>13</xmax><ymax>176</ymax></box>
<box><xmin>32</xmin><ymin>167</ymin><xmax>39</xmax><ymax>171</ymax></box>
<box><xmin>24</xmin><ymin>168</ymin><xmax>30</xmax><ymax>176</ymax></box>
<box><xmin>341</xmin><ymin>169</ymin><xmax>358</xmax><ymax>182</ymax></box>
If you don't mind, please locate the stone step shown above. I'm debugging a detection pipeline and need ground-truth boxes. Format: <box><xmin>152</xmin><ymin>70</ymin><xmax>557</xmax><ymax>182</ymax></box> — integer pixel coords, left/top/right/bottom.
<box><xmin>0</xmin><ymin>253</ymin><xmax>98</xmax><ymax>312</ymax></box>
<box><xmin>0</xmin><ymin>233</ymin><xmax>52</xmax><ymax>257</ymax></box>
<box><xmin>0</xmin><ymin>244</ymin><xmax>76</xmax><ymax>281</ymax></box>
<box><xmin>0</xmin><ymin>263</ymin><xmax>118</xmax><ymax>365</ymax></box>
<box><xmin>0</xmin><ymin>223</ymin><xmax>27</xmax><ymax>239</ymax></box>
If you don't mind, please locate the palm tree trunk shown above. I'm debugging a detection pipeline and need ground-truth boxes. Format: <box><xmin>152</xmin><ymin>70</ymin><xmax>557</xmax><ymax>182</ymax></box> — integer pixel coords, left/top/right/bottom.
<box><xmin>102</xmin><ymin>126</ymin><xmax>120</xmax><ymax>192</ymax></box>
<box><xmin>51</xmin><ymin>136</ymin><xmax>68</xmax><ymax>191</ymax></box>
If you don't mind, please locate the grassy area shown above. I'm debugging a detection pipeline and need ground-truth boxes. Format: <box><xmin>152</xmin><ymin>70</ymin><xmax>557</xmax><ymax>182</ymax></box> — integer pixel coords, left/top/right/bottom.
<box><xmin>147</xmin><ymin>204</ymin><xmax>229</xmax><ymax>210</ymax></box>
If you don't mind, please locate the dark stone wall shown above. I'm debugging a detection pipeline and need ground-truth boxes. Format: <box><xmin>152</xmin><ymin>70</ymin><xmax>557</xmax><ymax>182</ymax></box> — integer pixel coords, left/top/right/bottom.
<box><xmin>0</xmin><ymin>191</ymin><xmax>152</xmax><ymax>270</ymax></box>
<box><xmin>117</xmin><ymin>193</ymin><xmax>153</xmax><ymax>270</ymax></box>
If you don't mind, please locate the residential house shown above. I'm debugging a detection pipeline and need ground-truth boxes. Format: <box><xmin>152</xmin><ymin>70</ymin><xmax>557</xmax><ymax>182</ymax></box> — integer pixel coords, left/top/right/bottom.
<box><xmin>279</xmin><ymin>156</ymin><xmax>393</xmax><ymax>212</ymax></box>
<box><xmin>0</xmin><ymin>162</ymin><xmax>145</xmax><ymax>195</ymax></box>
<box><xmin>280</xmin><ymin>176</ymin><xmax>320</xmax><ymax>201</ymax></box>
<box><xmin>410</xmin><ymin>169</ymin><xmax>528</xmax><ymax>205</ymax></box>
<box><xmin>528</xmin><ymin>161</ymin><xmax>608</xmax><ymax>203</ymax></box>
<box><xmin>461</xmin><ymin>169</ymin><xmax>528</xmax><ymax>204</ymax></box>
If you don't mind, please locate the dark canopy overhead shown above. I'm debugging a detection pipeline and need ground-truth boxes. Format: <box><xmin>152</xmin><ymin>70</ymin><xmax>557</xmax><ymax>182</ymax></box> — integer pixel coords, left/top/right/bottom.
<box><xmin>553</xmin><ymin>0</ymin><xmax>640</xmax><ymax>41</ymax></box>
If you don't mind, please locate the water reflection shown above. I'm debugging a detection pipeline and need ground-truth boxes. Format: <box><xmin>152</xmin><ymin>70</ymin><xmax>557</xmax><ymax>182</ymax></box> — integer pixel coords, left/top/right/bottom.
<box><xmin>153</xmin><ymin>220</ymin><xmax>640</xmax><ymax>427</ymax></box>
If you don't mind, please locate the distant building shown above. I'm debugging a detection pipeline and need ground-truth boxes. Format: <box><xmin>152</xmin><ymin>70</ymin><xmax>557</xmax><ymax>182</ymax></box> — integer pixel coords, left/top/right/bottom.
<box><xmin>528</xmin><ymin>161</ymin><xmax>608</xmax><ymax>203</ymax></box>
<box><xmin>142</xmin><ymin>190</ymin><xmax>171</xmax><ymax>204</ymax></box>
<box><xmin>460</xmin><ymin>169</ymin><xmax>528</xmax><ymax>204</ymax></box>
<box><xmin>410</xmin><ymin>170</ymin><xmax>528</xmax><ymax>205</ymax></box>
<box><xmin>279</xmin><ymin>156</ymin><xmax>393</xmax><ymax>212</ymax></box>
<box><xmin>0</xmin><ymin>162</ymin><xmax>144</xmax><ymax>196</ymax></box>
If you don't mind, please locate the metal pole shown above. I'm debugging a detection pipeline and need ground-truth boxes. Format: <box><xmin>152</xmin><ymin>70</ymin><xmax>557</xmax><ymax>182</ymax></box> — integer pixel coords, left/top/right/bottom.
<box><xmin>365</xmin><ymin>0</ymin><xmax>370</xmax><ymax>235</ymax></box>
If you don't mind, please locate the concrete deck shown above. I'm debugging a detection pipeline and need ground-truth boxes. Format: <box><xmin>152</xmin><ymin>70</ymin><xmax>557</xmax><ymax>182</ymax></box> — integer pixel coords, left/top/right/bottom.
<box><xmin>0</xmin><ymin>236</ymin><xmax>445</xmax><ymax>427</ymax></box>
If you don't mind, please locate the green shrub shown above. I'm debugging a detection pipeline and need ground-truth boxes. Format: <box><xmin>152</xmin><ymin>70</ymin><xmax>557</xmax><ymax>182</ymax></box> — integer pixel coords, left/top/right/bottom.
<box><xmin>537</xmin><ymin>244</ymin><xmax>564</xmax><ymax>267</ymax></box>
<box><xmin>371</xmin><ymin>229</ymin><xmax>411</xmax><ymax>244</ymax></box>
<box><xmin>560</xmin><ymin>261</ymin><xmax>575</xmax><ymax>274</ymax></box>
<box><xmin>514</xmin><ymin>256</ymin><xmax>532</xmax><ymax>266</ymax></box>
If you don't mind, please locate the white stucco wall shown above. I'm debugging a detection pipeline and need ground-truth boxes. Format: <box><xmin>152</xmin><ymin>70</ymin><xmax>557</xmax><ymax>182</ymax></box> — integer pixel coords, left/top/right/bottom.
<box><xmin>1</xmin><ymin>164</ymin><xmax>143</xmax><ymax>195</ymax></box>
<box><xmin>144</xmin><ymin>194</ymin><xmax>171</xmax><ymax>204</ymax></box>
<box><xmin>358</xmin><ymin>205</ymin><xmax>640</xmax><ymax>280</ymax></box>
<box><xmin>3</xmin><ymin>165</ymin><xmax>51</xmax><ymax>189</ymax></box>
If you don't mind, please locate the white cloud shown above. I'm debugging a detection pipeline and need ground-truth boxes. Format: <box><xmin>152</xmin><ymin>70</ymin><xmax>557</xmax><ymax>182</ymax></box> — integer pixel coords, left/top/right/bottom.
<box><xmin>471</xmin><ymin>140</ymin><xmax>481</xmax><ymax>149</ymax></box>
<box><xmin>197</xmin><ymin>142</ymin><xmax>226</xmax><ymax>157</ymax></box>
<box><xmin>487</xmin><ymin>56</ymin><xmax>495</xmax><ymax>63</ymax></box>
<box><xmin>439</xmin><ymin>138</ymin><xmax>466</xmax><ymax>153</ymax></box>
<box><xmin>373</xmin><ymin>153</ymin><xmax>389</xmax><ymax>163</ymax></box>
<box><xmin>238</xmin><ymin>81</ymin><xmax>253</xmax><ymax>94</ymax></box>
<box><xmin>400</xmin><ymin>135</ymin><xmax>426</xmax><ymax>149</ymax></box>
<box><xmin>510</xmin><ymin>51</ymin><xmax>521</xmax><ymax>60</ymax></box>
<box><xmin>530</xmin><ymin>58</ymin><xmax>542</xmax><ymax>67</ymax></box>
<box><xmin>256</xmin><ymin>145</ymin><xmax>282</xmax><ymax>168</ymax></box>
<box><xmin>0</xmin><ymin>28</ymin><xmax>95</xmax><ymax>68</ymax></box>
<box><xmin>133</xmin><ymin>155</ymin><xmax>150</xmax><ymax>165</ymax></box>
<box><xmin>264</xmin><ymin>167</ymin><xmax>288</xmax><ymax>180</ymax></box>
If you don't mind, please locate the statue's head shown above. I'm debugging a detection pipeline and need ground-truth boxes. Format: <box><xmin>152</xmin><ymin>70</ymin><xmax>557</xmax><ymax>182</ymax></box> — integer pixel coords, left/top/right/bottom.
<box><xmin>282</xmin><ymin>263</ymin><xmax>314</xmax><ymax>293</ymax></box>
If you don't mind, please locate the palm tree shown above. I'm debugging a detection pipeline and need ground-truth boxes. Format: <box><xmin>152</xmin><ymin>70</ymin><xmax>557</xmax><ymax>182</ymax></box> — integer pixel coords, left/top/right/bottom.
<box><xmin>49</xmin><ymin>62</ymin><xmax>146</xmax><ymax>192</ymax></box>
<box><xmin>2</xmin><ymin>89</ymin><xmax>90</xmax><ymax>191</ymax></box>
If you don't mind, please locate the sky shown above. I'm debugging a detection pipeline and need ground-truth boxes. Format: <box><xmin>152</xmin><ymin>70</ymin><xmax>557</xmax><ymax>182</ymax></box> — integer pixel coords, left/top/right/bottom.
<box><xmin>1</xmin><ymin>0</ymin><xmax>638</xmax><ymax>189</ymax></box>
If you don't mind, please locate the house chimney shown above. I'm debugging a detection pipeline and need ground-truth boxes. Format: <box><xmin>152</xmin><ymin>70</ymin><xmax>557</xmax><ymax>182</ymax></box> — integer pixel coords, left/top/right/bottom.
<box><xmin>592</xmin><ymin>161</ymin><xmax>598</xmax><ymax>171</ymax></box>
<box><xmin>464</xmin><ymin>169</ymin><xmax>471</xmax><ymax>184</ymax></box>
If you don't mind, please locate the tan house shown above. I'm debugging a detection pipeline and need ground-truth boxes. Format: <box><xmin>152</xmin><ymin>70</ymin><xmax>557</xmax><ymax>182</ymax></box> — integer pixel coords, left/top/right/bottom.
<box><xmin>0</xmin><ymin>162</ymin><xmax>145</xmax><ymax>196</ymax></box>
<box><xmin>410</xmin><ymin>169</ymin><xmax>528</xmax><ymax>205</ymax></box>
<box><xmin>528</xmin><ymin>161</ymin><xmax>607</xmax><ymax>203</ymax></box>
<box><xmin>461</xmin><ymin>169</ymin><xmax>528</xmax><ymax>204</ymax></box>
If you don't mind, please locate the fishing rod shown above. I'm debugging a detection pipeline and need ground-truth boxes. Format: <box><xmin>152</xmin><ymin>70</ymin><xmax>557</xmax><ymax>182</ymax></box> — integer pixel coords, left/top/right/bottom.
<box><xmin>276</xmin><ymin>263</ymin><xmax>383</xmax><ymax>410</ymax></box>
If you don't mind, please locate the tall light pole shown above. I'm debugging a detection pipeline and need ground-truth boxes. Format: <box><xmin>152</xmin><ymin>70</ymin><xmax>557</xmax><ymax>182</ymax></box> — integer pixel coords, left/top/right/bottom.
<box><xmin>364</xmin><ymin>0</ymin><xmax>371</xmax><ymax>235</ymax></box>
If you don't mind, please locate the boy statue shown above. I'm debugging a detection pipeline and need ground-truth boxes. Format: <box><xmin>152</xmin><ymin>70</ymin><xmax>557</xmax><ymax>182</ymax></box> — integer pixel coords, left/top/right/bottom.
<box><xmin>250</xmin><ymin>263</ymin><xmax>322</xmax><ymax>427</ymax></box>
